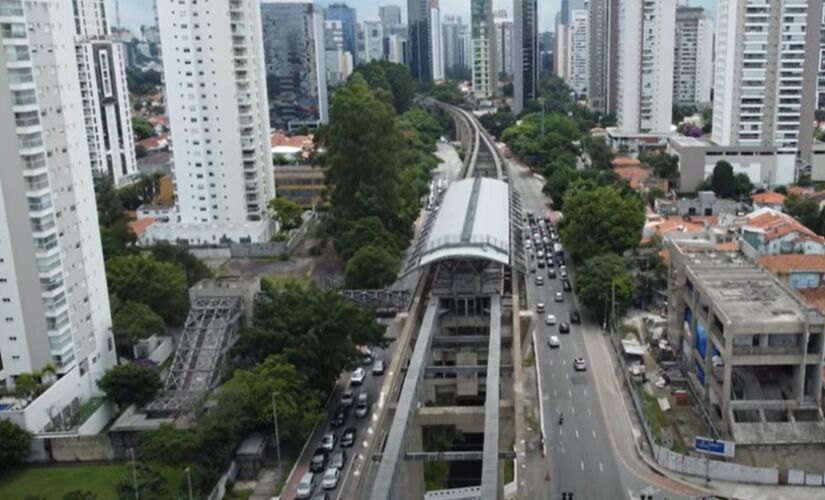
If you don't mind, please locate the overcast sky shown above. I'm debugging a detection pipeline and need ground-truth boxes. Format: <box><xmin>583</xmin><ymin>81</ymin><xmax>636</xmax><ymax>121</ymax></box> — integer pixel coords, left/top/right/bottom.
<box><xmin>114</xmin><ymin>0</ymin><xmax>716</xmax><ymax>36</ymax></box>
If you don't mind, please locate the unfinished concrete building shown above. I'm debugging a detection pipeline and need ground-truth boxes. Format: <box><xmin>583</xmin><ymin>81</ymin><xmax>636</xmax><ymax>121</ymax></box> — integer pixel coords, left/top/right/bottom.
<box><xmin>667</xmin><ymin>241</ymin><xmax>825</xmax><ymax>445</ymax></box>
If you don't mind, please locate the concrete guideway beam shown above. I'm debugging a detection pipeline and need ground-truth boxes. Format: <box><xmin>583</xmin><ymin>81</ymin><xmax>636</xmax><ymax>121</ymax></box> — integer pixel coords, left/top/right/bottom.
<box><xmin>481</xmin><ymin>294</ymin><xmax>503</xmax><ymax>499</ymax></box>
<box><xmin>373</xmin><ymin>451</ymin><xmax>517</xmax><ymax>462</ymax></box>
<box><xmin>370</xmin><ymin>296</ymin><xmax>440</xmax><ymax>500</ymax></box>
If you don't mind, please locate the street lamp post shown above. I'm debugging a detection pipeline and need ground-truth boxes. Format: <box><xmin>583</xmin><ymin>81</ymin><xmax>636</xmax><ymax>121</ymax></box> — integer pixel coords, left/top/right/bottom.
<box><xmin>128</xmin><ymin>447</ymin><xmax>139</xmax><ymax>500</ymax></box>
<box><xmin>541</xmin><ymin>98</ymin><xmax>546</xmax><ymax>136</ymax></box>
<box><xmin>272</xmin><ymin>392</ymin><xmax>282</xmax><ymax>474</ymax></box>
<box><xmin>185</xmin><ymin>467</ymin><xmax>193</xmax><ymax>500</ymax></box>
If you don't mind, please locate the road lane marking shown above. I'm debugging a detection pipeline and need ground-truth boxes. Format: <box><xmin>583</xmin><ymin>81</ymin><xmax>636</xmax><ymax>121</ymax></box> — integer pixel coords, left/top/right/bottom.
<box><xmin>562</xmin><ymin>359</ymin><xmax>566</xmax><ymax>365</ymax></box>
<box><xmin>554</xmin><ymin>389</ymin><xmax>558</xmax><ymax>397</ymax></box>
<box><xmin>592</xmin><ymin>430</ymin><xmax>597</xmax><ymax>439</ymax></box>
<box><xmin>580</xmin><ymin>461</ymin><xmax>584</xmax><ymax>471</ymax></box>
<box><xmin>600</xmin><ymin>463</ymin><xmax>604</xmax><ymax>472</ymax></box>
<box><xmin>549</xmin><ymin>359</ymin><xmax>553</xmax><ymax>367</ymax></box>
<box><xmin>571</xmin><ymin>406</ymin><xmax>575</xmax><ymax>415</ymax></box>
<box><xmin>568</xmin><ymin>390</ymin><xmax>572</xmax><ymax>398</ymax></box>
<box><xmin>575</xmin><ymin>428</ymin><xmax>579</xmax><ymax>439</ymax></box>
<box><xmin>559</xmin><ymin>427</ymin><xmax>563</xmax><ymax>436</ymax></box>
<box><xmin>565</xmin><ymin>373</ymin><xmax>569</xmax><ymax>380</ymax></box>
<box><xmin>587</xmin><ymin>408</ymin><xmax>592</xmax><ymax>416</ymax></box>
<box><xmin>583</xmin><ymin>388</ymin><xmax>588</xmax><ymax>396</ymax></box>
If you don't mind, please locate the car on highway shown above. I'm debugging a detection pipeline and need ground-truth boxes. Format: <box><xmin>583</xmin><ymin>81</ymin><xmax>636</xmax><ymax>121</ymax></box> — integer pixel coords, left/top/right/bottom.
<box><xmin>545</xmin><ymin>314</ymin><xmax>556</xmax><ymax>325</ymax></box>
<box><xmin>350</xmin><ymin>367</ymin><xmax>366</xmax><ymax>386</ymax></box>
<box><xmin>546</xmin><ymin>258</ymin><xmax>554</xmax><ymax>267</ymax></box>
<box><xmin>548</xmin><ymin>335</ymin><xmax>561</xmax><ymax>348</ymax></box>
<box><xmin>574</xmin><ymin>357</ymin><xmax>587</xmax><ymax>371</ymax></box>
<box><xmin>537</xmin><ymin>259</ymin><xmax>545</xmax><ymax>269</ymax></box>
<box><xmin>340</xmin><ymin>389</ymin><xmax>354</xmax><ymax>407</ymax></box>
<box><xmin>562</xmin><ymin>279</ymin><xmax>572</xmax><ymax>292</ymax></box>
<box><xmin>296</xmin><ymin>472</ymin><xmax>316</xmax><ymax>499</ymax></box>
<box><xmin>547</xmin><ymin>268</ymin><xmax>556</xmax><ymax>278</ymax></box>
<box><xmin>372</xmin><ymin>360</ymin><xmax>385</xmax><ymax>375</ymax></box>
<box><xmin>558</xmin><ymin>322</ymin><xmax>570</xmax><ymax>334</ymax></box>
<box><xmin>331</xmin><ymin>405</ymin><xmax>348</xmax><ymax>428</ymax></box>
<box><xmin>310</xmin><ymin>449</ymin><xmax>327</xmax><ymax>473</ymax></box>
<box><xmin>570</xmin><ymin>311</ymin><xmax>581</xmax><ymax>324</ymax></box>
<box><xmin>355</xmin><ymin>393</ymin><xmax>370</xmax><ymax>418</ymax></box>
<box><xmin>341</xmin><ymin>427</ymin><xmax>357</xmax><ymax>448</ymax></box>
<box><xmin>331</xmin><ymin>450</ymin><xmax>347</xmax><ymax>470</ymax></box>
<box><xmin>554</xmin><ymin>292</ymin><xmax>564</xmax><ymax>302</ymax></box>
<box><xmin>530</xmin><ymin>265</ymin><xmax>536</xmax><ymax>273</ymax></box>
<box><xmin>560</xmin><ymin>269</ymin><xmax>568</xmax><ymax>279</ymax></box>
<box><xmin>535</xmin><ymin>276</ymin><xmax>544</xmax><ymax>286</ymax></box>
<box><xmin>536</xmin><ymin>302</ymin><xmax>545</xmax><ymax>313</ymax></box>
<box><xmin>322</xmin><ymin>467</ymin><xmax>340</xmax><ymax>490</ymax></box>
<box><xmin>320</xmin><ymin>432</ymin><xmax>336</xmax><ymax>452</ymax></box>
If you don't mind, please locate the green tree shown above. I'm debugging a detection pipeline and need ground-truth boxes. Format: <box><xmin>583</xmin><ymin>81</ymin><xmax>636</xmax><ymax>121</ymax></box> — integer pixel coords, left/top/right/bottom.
<box><xmin>479</xmin><ymin>111</ymin><xmax>516</xmax><ymax>139</ymax></box>
<box><xmin>269</xmin><ymin>196</ymin><xmax>304</xmax><ymax>231</ymax></box>
<box><xmin>132</xmin><ymin>118</ymin><xmax>156</xmax><ymax>141</ymax></box>
<box><xmin>576</xmin><ymin>253</ymin><xmax>634</xmax><ymax>323</ymax></box>
<box><xmin>135</xmin><ymin>144</ymin><xmax>148</xmax><ymax>158</ymax></box>
<box><xmin>710</xmin><ymin>161</ymin><xmax>737</xmax><ymax>199</ymax></box>
<box><xmin>232</xmin><ymin>281</ymin><xmax>385</xmax><ymax>394</ymax></box>
<box><xmin>542</xmin><ymin>165</ymin><xmax>580</xmax><ymax>210</ymax></box>
<box><xmin>640</xmin><ymin>153</ymin><xmax>680</xmax><ymax>184</ymax></box>
<box><xmin>335</xmin><ymin>216</ymin><xmax>401</xmax><ymax>261</ymax></box>
<box><xmin>149</xmin><ymin>242</ymin><xmax>211</xmax><ymax>288</ymax></box>
<box><xmin>99</xmin><ymin>363</ymin><xmax>163</xmax><ymax>408</ymax></box>
<box><xmin>382</xmin><ymin>61</ymin><xmax>415</xmax><ymax>113</ymax></box>
<box><xmin>94</xmin><ymin>175</ymin><xmax>125</xmax><ymax>228</ymax></box>
<box><xmin>105</xmin><ymin>255</ymin><xmax>189</xmax><ymax>324</ymax></box>
<box><xmin>784</xmin><ymin>194</ymin><xmax>821</xmax><ymax>233</ymax></box>
<box><xmin>734</xmin><ymin>173</ymin><xmax>753</xmax><ymax>197</ymax></box>
<box><xmin>62</xmin><ymin>491</ymin><xmax>97</xmax><ymax>500</ymax></box>
<box><xmin>115</xmin><ymin>462</ymin><xmax>169</xmax><ymax>500</ymax></box>
<box><xmin>138</xmin><ymin>424</ymin><xmax>199</xmax><ymax>466</ymax></box>
<box><xmin>112</xmin><ymin>301</ymin><xmax>165</xmax><ymax>355</ymax></box>
<box><xmin>0</xmin><ymin>419</ymin><xmax>32</xmax><ymax>468</ymax></box>
<box><xmin>344</xmin><ymin>245</ymin><xmax>399</xmax><ymax>288</ymax></box>
<box><xmin>559</xmin><ymin>181</ymin><xmax>646</xmax><ymax>263</ymax></box>
<box><xmin>582</xmin><ymin>136</ymin><xmax>613</xmax><ymax>170</ymax></box>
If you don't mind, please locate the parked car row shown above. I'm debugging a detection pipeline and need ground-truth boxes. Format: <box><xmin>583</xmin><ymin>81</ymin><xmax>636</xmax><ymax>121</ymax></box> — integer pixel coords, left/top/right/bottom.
<box><xmin>296</xmin><ymin>350</ymin><xmax>385</xmax><ymax>499</ymax></box>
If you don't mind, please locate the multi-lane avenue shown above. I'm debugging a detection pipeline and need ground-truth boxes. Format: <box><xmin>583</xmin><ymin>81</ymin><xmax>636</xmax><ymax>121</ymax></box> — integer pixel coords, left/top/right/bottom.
<box><xmin>507</xmin><ymin>154</ymin><xmax>704</xmax><ymax>500</ymax></box>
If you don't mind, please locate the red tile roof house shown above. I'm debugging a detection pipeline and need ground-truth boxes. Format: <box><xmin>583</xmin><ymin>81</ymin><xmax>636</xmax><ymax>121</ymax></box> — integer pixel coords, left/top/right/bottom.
<box><xmin>742</xmin><ymin>208</ymin><xmax>825</xmax><ymax>255</ymax></box>
<box><xmin>750</xmin><ymin>191</ymin><xmax>786</xmax><ymax>211</ymax></box>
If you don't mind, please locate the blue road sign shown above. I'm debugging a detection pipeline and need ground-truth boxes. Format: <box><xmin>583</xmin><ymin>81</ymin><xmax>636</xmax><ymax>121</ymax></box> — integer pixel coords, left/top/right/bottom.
<box><xmin>694</xmin><ymin>436</ymin><xmax>735</xmax><ymax>457</ymax></box>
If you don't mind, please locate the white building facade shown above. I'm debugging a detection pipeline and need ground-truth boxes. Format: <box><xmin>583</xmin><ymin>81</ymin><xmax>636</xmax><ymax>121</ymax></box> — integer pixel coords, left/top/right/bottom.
<box><xmin>712</xmin><ymin>0</ymin><xmax>821</xmax><ymax>161</ymax></box>
<box><xmin>616</xmin><ymin>0</ymin><xmax>676</xmax><ymax>134</ymax></box>
<box><xmin>363</xmin><ymin>19</ymin><xmax>384</xmax><ymax>63</ymax></box>
<box><xmin>471</xmin><ymin>0</ymin><xmax>495</xmax><ymax>99</ymax></box>
<box><xmin>568</xmin><ymin>7</ymin><xmax>589</xmax><ymax>97</ymax></box>
<box><xmin>0</xmin><ymin>0</ymin><xmax>117</xmax><ymax>431</ymax></box>
<box><xmin>442</xmin><ymin>15</ymin><xmax>463</xmax><ymax>73</ymax></box>
<box><xmin>151</xmin><ymin>0</ymin><xmax>275</xmax><ymax>245</ymax></box>
<box><xmin>494</xmin><ymin>11</ymin><xmax>513</xmax><ymax>77</ymax></box>
<box><xmin>673</xmin><ymin>5</ymin><xmax>713</xmax><ymax>105</ymax></box>
<box><xmin>74</xmin><ymin>0</ymin><xmax>137</xmax><ymax>186</ymax></box>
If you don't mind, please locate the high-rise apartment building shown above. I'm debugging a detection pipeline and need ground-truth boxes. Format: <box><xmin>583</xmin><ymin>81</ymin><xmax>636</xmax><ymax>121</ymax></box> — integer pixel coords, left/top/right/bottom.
<box><xmin>514</xmin><ymin>0</ymin><xmax>539</xmax><ymax>113</ymax></box>
<box><xmin>73</xmin><ymin>0</ymin><xmax>137</xmax><ymax>186</ymax></box>
<box><xmin>0</xmin><ymin>0</ymin><xmax>116</xmax><ymax>430</ymax></box>
<box><xmin>386</xmin><ymin>34</ymin><xmax>407</xmax><ymax>64</ymax></box>
<box><xmin>442</xmin><ymin>15</ymin><xmax>463</xmax><ymax>73</ymax></box>
<box><xmin>379</xmin><ymin>5</ymin><xmax>402</xmax><ymax>33</ymax></box>
<box><xmin>674</xmin><ymin>5</ymin><xmax>713</xmax><ymax>106</ymax></box>
<box><xmin>459</xmin><ymin>28</ymin><xmax>473</xmax><ymax>71</ymax></box>
<box><xmin>151</xmin><ymin>0</ymin><xmax>275</xmax><ymax>244</ymax></box>
<box><xmin>713</xmin><ymin>0</ymin><xmax>821</xmax><ymax>161</ymax></box>
<box><xmin>326</xmin><ymin>3</ymin><xmax>358</xmax><ymax>62</ymax></box>
<box><xmin>616</xmin><ymin>0</ymin><xmax>676</xmax><ymax>134</ymax></box>
<box><xmin>494</xmin><ymin>10</ymin><xmax>513</xmax><ymax>77</ymax></box>
<box><xmin>363</xmin><ymin>19</ymin><xmax>384</xmax><ymax>63</ymax></box>
<box><xmin>261</xmin><ymin>2</ymin><xmax>328</xmax><ymax>130</ymax></box>
<box><xmin>430</xmin><ymin>2</ymin><xmax>444</xmax><ymax>80</ymax></box>
<box><xmin>408</xmin><ymin>0</ymin><xmax>432</xmax><ymax>81</ymax></box>
<box><xmin>588</xmin><ymin>0</ymin><xmax>619</xmax><ymax>114</ymax></box>
<box><xmin>471</xmin><ymin>0</ymin><xmax>495</xmax><ymax>99</ymax></box>
<box><xmin>568</xmin><ymin>7</ymin><xmax>589</xmax><ymax>97</ymax></box>
<box><xmin>324</xmin><ymin>20</ymin><xmax>354</xmax><ymax>86</ymax></box>
<box><xmin>819</xmin><ymin>8</ymin><xmax>825</xmax><ymax>110</ymax></box>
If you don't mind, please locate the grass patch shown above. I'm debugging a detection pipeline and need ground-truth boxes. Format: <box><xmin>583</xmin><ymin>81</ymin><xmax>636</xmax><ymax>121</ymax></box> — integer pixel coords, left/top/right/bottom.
<box><xmin>523</xmin><ymin>351</ymin><xmax>535</xmax><ymax>367</ymax></box>
<box><xmin>504</xmin><ymin>457</ymin><xmax>514</xmax><ymax>484</ymax></box>
<box><xmin>424</xmin><ymin>462</ymin><xmax>449</xmax><ymax>492</ymax></box>
<box><xmin>642</xmin><ymin>392</ymin><xmax>668</xmax><ymax>442</ymax></box>
<box><xmin>0</xmin><ymin>463</ymin><xmax>182</xmax><ymax>500</ymax></box>
<box><xmin>225</xmin><ymin>486</ymin><xmax>254</xmax><ymax>500</ymax></box>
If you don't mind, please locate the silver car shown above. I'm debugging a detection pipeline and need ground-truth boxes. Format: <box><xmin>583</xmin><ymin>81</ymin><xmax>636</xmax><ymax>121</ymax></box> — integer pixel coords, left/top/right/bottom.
<box><xmin>296</xmin><ymin>472</ymin><xmax>315</xmax><ymax>499</ymax></box>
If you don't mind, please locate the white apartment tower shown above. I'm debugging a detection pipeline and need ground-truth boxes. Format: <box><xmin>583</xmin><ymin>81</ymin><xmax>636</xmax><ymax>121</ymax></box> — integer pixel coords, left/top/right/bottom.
<box><xmin>616</xmin><ymin>0</ymin><xmax>676</xmax><ymax>134</ymax></box>
<box><xmin>73</xmin><ymin>0</ymin><xmax>137</xmax><ymax>186</ymax></box>
<box><xmin>713</xmin><ymin>0</ymin><xmax>821</xmax><ymax>161</ymax></box>
<box><xmin>471</xmin><ymin>0</ymin><xmax>496</xmax><ymax>99</ymax></box>
<box><xmin>568</xmin><ymin>7</ymin><xmax>589</xmax><ymax>97</ymax></box>
<box><xmin>152</xmin><ymin>0</ymin><xmax>274</xmax><ymax>245</ymax></box>
<box><xmin>430</xmin><ymin>2</ymin><xmax>444</xmax><ymax>81</ymax></box>
<box><xmin>363</xmin><ymin>19</ymin><xmax>384</xmax><ymax>63</ymax></box>
<box><xmin>494</xmin><ymin>11</ymin><xmax>513</xmax><ymax>77</ymax></box>
<box><xmin>0</xmin><ymin>0</ymin><xmax>116</xmax><ymax>430</ymax></box>
<box><xmin>674</xmin><ymin>5</ymin><xmax>713</xmax><ymax>105</ymax></box>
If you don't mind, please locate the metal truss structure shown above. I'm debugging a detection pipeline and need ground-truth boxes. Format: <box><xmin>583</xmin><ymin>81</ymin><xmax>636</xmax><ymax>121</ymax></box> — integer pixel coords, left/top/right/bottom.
<box><xmin>147</xmin><ymin>296</ymin><xmax>243</xmax><ymax>414</ymax></box>
<box><xmin>339</xmin><ymin>289</ymin><xmax>412</xmax><ymax>314</ymax></box>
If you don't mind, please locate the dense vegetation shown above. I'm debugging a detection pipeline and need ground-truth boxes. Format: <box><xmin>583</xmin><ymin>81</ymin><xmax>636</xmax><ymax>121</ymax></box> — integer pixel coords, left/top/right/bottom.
<box><xmin>318</xmin><ymin>63</ymin><xmax>441</xmax><ymax>288</ymax></box>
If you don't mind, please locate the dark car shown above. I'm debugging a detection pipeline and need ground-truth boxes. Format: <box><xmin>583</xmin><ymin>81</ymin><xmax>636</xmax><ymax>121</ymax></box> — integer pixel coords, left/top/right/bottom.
<box><xmin>562</xmin><ymin>279</ymin><xmax>572</xmax><ymax>291</ymax></box>
<box><xmin>547</xmin><ymin>268</ymin><xmax>556</xmax><ymax>278</ymax></box>
<box><xmin>340</xmin><ymin>427</ymin><xmax>357</xmax><ymax>448</ymax></box>
<box><xmin>570</xmin><ymin>311</ymin><xmax>581</xmax><ymax>324</ymax></box>
<box><xmin>558</xmin><ymin>322</ymin><xmax>570</xmax><ymax>334</ymax></box>
<box><xmin>331</xmin><ymin>405</ymin><xmax>348</xmax><ymax>428</ymax></box>
<box><xmin>310</xmin><ymin>448</ymin><xmax>328</xmax><ymax>473</ymax></box>
<box><xmin>537</xmin><ymin>259</ymin><xmax>545</xmax><ymax>268</ymax></box>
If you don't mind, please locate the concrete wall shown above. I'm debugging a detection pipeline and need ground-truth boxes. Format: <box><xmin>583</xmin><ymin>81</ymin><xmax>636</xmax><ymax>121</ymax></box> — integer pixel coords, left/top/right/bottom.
<box><xmin>654</xmin><ymin>445</ymin><xmax>778</xmax><ymax>484</ymax></box>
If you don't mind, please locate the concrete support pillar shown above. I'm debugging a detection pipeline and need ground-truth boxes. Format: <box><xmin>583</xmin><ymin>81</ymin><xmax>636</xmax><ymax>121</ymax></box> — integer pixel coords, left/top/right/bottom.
<box><xmin>401</xmin><ymin>424</ymin><xmax>425</xmax><ymax>500</ymax></box>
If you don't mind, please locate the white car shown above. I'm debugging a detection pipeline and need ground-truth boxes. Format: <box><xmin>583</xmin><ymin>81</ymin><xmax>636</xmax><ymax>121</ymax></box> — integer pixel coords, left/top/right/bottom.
<box><xmin>548</xmin><ymin>335</ymin><xmax>561</xmax><ymax>348</ymax></box>
<box><xmin>372</xmin><ymin>360</ymin><xmax>385</xmax><ymax>375</ymax></box>
<box><xmin>554</xmin><ymin>292</ymin><xmax>564</xmax><ymax>303</ymax></box>
<box><xmin>296</xmin><ymin>472</ymin><xmax>315</xmax><ymax>499</ymax></box>
<box><xmin>574</xmin><ymin>357</ymin><xmax>587</xmax><ymax>371</ymax></box>
<box><xmin>322</xmin><ymin>467</ymin><xmax>340</xmax><ymax>490</ymax></box>
<box><xmin>351</xmin><ymin>367</ymin><xmax>366</xmax><ymax>385</ymax></box>
<box><xmin>355</xmin><ymin>393</ymin><xmax>369</xmax><ymax>418</ymax></box>
<box><xmin>545</xmin><ymin>314</ymin><xmax>556</xmax><ymax>325</ymax></box>
<box><xmin>536</xmin><ymin>302</ymin><xmax>545</xmax><ymax>313</ymax></box>
<box><xmin>320</xmin><ymin>432</ymin><xmax>336</xmax><ymax>452</ymax></box>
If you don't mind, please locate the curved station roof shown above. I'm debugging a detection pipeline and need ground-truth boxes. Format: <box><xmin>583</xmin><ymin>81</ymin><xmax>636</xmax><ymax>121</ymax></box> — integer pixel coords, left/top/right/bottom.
<box><xmin>419</xmin><ymin>177</ymin><xmax>511</xmax><ymax>268</ymax></box>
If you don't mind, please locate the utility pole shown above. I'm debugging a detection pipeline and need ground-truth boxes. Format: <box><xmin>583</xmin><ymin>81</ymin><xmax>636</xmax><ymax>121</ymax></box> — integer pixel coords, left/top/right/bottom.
<box><xmin>128</xmin><ymin>447</ymin><xmax>139</xmax><ymax>500</ymax></box>
<box><xmin>272</xmin><ymin>392</ymin><xmax>282</xmax><ymax>474</ymax></box>
<box><xmin>610</xmin><ymin>278</ymin><xmax>617</xmax><ymax>332</ymax></box>
<box><xmin>541</xmin><ymin>98</ymin><xmax>546</xmax><ymax>136</ymax></box>
<box><xmin>185</xmin><ymin>467</ymin><xmax>193</xmax><ymax>500</ymax></box>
